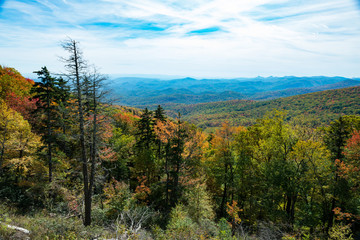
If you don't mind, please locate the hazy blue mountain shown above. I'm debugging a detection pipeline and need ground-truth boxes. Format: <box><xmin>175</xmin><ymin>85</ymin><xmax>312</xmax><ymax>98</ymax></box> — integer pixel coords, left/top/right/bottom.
<box><xmin>107</xmin><ymin>76</ymin><xmax>360</xmax><ymax>106</ymax></box>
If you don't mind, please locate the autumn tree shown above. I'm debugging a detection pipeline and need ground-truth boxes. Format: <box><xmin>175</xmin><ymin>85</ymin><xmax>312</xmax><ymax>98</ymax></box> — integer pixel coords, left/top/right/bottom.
<box><xmin>323</xmin><ymin>116</ymin><xmax>360</xmax><ymax>231</ymax></box>
<box><xmin>0</xmin><ymin>65</ymin><xmax>36</xmax><ymax>121</ymax></box>
<box><xmin>205</xmin><ymin>122</ymin><xmax>237</xmax><ymax>218</ymax></box>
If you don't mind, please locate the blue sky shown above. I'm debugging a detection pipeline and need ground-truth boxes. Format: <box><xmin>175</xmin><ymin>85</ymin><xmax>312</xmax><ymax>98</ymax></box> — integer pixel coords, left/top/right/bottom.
<box><xmin>0</xmin><ymin>0</ymin><xmax>360</xmax><ymax>78</ymax></box>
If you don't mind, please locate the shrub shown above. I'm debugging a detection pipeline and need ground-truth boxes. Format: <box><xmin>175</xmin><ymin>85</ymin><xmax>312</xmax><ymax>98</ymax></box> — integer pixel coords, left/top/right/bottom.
<box><xmin>166</xmin><ymin>204</ymin><xmax>197</xmax><ymax>239</ymax></box>
<box><xmin>329</xmin><ymin>223</ymin><xmax>353</xmax><ymax>240</ymax></box>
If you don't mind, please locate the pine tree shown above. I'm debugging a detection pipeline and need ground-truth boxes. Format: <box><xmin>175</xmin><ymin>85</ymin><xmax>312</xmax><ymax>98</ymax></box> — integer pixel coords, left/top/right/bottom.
<box><xmin>154</xmin><ymin>105</ymin><xmax>166</xmax><ymax>122</ymax></box>
<box><xmin>31</xmin><ymin>66</ymin><xmax>61</xmax><ymax>182</ymax></box>
<box><xmin>136</xmin><ymin>108</ymin><xmax>155</xmax><ymax>149</ymax></box>
<box><xmin>168</xmin><ymin>113</ymin><xmax>187</xmax><ymax>207</ymax></box>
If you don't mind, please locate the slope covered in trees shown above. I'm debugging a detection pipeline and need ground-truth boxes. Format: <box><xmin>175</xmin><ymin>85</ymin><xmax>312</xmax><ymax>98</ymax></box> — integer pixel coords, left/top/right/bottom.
<box><xmin>163</xmin><ymin>86</ymin><xmax>360</xmax><ymax>131</ymax></box>
<box><xmin>1</xmin><ymin>46</ymin><xmax>360</xmax><ymax>239</ymax></box>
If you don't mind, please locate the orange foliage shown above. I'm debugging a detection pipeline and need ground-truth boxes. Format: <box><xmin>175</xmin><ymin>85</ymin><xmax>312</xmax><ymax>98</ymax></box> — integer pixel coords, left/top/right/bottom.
<box><xmin>183</xmin><ymin>129</ymin><xmax>206</xmax><ymax>160</ymax></box>
<box><xmin>0</xmin><ymin>66</ymin><xmax>34</xmax><ymax>99</ymax></box>
<box><xmin>226</xmin><ymin>200</ymin><xmax>243</xmax><ymax>226</ymax></box>
<box><xmin>134</xmin><ymin>176</ymin><xmax>151</xmax><ymax>203</ymax></box>
<box><xmin>154</xmin><ymin>120</ymin><xmax>177</xmax><ymax>144</ymax></box>
<box><xmin>344</xmin><ymin>130</ymin><xmax>360</xmax><ymax>161</ymax></box>
<box><xmin>333</xmin><ymin>207</ymin><xmax>360</xmax><ymax>222</ymax></box>
<box><xmin>113</xmin><ymin>111</ymin><xmax>139</xmax><ymax>129</ymax></box>
<box><xmin>99</xmin><ymin>147</ymin><xmax>117</xmax><ymax>162</ymax></box>
<box><xmin>0</xmin><ymin>66</ymin><xmax>36</xmax><ymax>119</ymax></box>
<box><xmin>336</xmin><ymin>131</ymin><xmax>360</xmax><ymax>180</ymax></box>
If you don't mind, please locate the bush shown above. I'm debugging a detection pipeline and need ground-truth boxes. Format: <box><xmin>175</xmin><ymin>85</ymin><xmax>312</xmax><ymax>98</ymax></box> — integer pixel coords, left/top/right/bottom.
<box><xmin>166</xmin><ymin>204</ymin><xmax>198</xmax><ymax>239</ymax></box>
<box><xmin>218</xmin><ymin>218</ymin><xmax>233</xmax><ymax>240</ymax></box>
<box><xmin>329</xmin><ymin>223</ymin><xmax>353</xmax><ymax>240</ymax></box>
<box><xmin>103</xmin><ymin>179</ymin><xmax>134</xmax><ymax>219</ymax></box>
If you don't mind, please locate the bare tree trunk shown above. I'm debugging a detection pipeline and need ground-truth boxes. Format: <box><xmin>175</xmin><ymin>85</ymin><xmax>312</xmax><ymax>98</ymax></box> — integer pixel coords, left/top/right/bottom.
<box><xmin>220</xmin><ymin>159</ymin><xmax>228</xmax><ymax>218</ymax></box>
<box><xmin>88</xmin><ymin>79</ymin><xmax>98</xmax><ymax>225</ymax></box>
<box><xmin>47</xmin><ymin>86</ymin><xmax>53</xmax><ymax>183</ymax></box>
<box><xmin>70</xmin><ymin>40</ymin><xmax>90</xmax><ymax>226</ymax></box>
<box><xmin>62</xmin><ymin>38</ymin><xmax>106</xmax><ymax>226</ymax></box>
<box><xmin>165</xmin><ymin>148</ymin><xmax>170</xmax><ymax>208</ymax></box>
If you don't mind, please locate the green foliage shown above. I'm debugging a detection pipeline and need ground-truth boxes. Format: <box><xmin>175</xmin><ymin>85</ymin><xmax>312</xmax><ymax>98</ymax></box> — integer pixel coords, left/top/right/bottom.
<box><xmin>218</xmin><ymin>218</ymin><xmax>233</xmax><ymax>240</ymax></box>
<box><xmin>328</xmin><ymin>223</ymin><xmax>353</xmax><ymax>240</ymax></box>
<box><xmin>2</xmin><ymin>65</ymin><xmax>360</xmax><ymax>239</ymax></box>
<box><xmin>166</xmin><ymin>204</ymin><xmax>198</xmax><ymax>239</ymax></box>
<box><xmin>103</xmin><ymin>179</ymin><xmax>134</xmax><ymax>219</ymax></box>
<box><xmin>184</xmin><ymin>181</ymin><xmax>215</xmax><ymax>223</ymax></box>
<box><xmin>164</xmin><ymin>86</ymin><xmax>360</xmax><ymax>130</ymax></box>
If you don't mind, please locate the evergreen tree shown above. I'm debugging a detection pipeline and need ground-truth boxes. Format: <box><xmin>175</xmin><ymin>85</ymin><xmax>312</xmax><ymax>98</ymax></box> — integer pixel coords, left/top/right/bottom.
<box><xmin>31</xmin><ymin>66</ymin><xmax>62</xmax><ymax>182</ymax></box>
<box><xmin>154</xmin><ymin>105</ymin><xmax>166</xmax><ymax>122</ymax></box>
<box><xmin>133</xmin><ymin>108</ymin><xmax>157</xmax><ymax>187</ymax></box>
<box><xmin>54</xmin><ymin>76</ymin><xmax>70</xmax><ymax>135</ymax></box>
<box><xmin>136</xmin><ymin>108</ymin><xmax>155</xmax><ymax>149</ymax></box>
<box><xmin>168</xmin><ymin>113</ymin><xmax>187</xmax><ymax>207</ymax></box>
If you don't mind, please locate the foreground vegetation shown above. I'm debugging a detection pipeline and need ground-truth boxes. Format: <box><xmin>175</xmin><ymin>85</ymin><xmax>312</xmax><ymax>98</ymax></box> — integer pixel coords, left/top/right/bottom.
<box><xmin>1</xmin><ymin>41</ymin><xmax>360</xmax><ymax>239</ymax></box>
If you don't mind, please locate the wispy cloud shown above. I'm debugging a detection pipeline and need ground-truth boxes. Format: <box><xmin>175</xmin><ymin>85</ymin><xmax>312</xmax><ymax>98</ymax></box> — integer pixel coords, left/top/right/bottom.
<box><xmin>0</xmin><ymin>0</ymin><xmax>359</xmax><ymax>78</ymax></box>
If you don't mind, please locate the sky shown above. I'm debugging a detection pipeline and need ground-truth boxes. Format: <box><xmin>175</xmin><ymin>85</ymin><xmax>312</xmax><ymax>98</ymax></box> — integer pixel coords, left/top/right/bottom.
<box><xmin>1</xmin><ymin>0</ymin><xmax>360</xmax><ymax>78</ymax></box>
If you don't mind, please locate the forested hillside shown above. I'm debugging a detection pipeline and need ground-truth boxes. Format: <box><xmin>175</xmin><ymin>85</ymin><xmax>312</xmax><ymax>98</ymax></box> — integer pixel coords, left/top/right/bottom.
<box><xmin>162</xmin><ymin>86</ymin><xmax>360</xmax><ymax>131</ymax></box>
<box><xmin>1</xmin><ymin>42</ymin><xmax>360</xmax><ymax>239</ymax></box>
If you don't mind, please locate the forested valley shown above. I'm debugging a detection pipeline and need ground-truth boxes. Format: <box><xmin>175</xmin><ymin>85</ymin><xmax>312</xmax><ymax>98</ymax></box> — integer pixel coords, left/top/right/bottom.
<box><xmin>1</xmin><ymin>40</ymin><xmax>360</xmax><ymax>239</ymax></box>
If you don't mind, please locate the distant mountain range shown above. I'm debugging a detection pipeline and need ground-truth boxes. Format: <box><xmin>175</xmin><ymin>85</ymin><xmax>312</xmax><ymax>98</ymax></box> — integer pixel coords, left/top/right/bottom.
<box><xmin>108</xmin><ymin>76</ymin><xmax>360</xmax><ymax>106</ymax></box>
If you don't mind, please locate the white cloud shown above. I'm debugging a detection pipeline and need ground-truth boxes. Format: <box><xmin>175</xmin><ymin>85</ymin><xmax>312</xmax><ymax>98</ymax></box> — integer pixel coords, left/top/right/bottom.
<box><xmin>0</xmin><ymin>0</ymin><xmax>359</xmax><ymax>77</ymax></box>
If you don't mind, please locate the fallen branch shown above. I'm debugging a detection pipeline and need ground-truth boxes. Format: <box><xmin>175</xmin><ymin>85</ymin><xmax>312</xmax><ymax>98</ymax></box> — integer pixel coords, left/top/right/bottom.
<box><xmin>0</xmin><ymin>221</ymin><xmax>30</xmax><ymax>234</ymax></box>
<box><xmin>65</xmin><ymin>213</ymin><xmax>82</xmax><ymax>219</ymax></box>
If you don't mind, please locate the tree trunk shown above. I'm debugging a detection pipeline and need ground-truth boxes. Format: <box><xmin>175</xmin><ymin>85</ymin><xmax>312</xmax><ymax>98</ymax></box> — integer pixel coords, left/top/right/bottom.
<box><xmin>220</xmin><ymin>161</ymin><xmax>228</xmax><ymax>218</ymax></box>
<box><xmin>327</xmin><ymin>173</ymin><xmax>338</xmax><ymax>233</ymax></box>
<box><xmin>165</xmin><ymin>145</ymin><xmax>170</xmax><ymax>208</ymax></box>
<box><xmin>47</xmin><ymin>88</ymin><xmax>53</xmax><ymax>183</ymax></box>
<box><xmin>88</xmin><ymin>82</ymin><xmax>98</xmax><ymax>226</ymax></box>
<box><xmin>71</xmin><ymin>40</ymin><xmax>90</xmax><ymax>226</ymax></box>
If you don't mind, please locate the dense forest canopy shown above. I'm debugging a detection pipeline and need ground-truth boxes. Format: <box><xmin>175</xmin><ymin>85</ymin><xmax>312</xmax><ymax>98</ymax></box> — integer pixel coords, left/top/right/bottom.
<box><xmin>161</xmin><ymin>86</ymin><xmax>360</xmax><ymax>131</ymax></box>
<box><xmin>1</xmin><ymin>42</ymin><xmax>360</xmax><ymax>239</ymax></box>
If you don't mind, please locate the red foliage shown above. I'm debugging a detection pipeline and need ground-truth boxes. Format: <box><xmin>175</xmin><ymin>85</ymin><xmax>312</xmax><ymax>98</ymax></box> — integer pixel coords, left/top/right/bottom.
<box><xmin>0</xmin><ymin>66</ymin><xmax>34</xmax><ymax>98</ymax></box>
<box><xmin>5</xmin><ymin>92</ymin><xmax>37</xmax><ymax>120</ymax></box>
<box><xmin>0</xmin><ymin>66</ymin><xmax>37</xmax><ymax>119</ymax></box>
<box><xmin>344</xmin><ymin>130</ymin><xmax>360</xmax><ymax>161</ymax></box>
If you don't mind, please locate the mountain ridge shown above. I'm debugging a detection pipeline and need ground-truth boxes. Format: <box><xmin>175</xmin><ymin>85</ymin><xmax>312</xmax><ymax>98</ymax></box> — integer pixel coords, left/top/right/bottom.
<box><xmin>109</xmin><ymin>76</ymin><xmax>360</xmax><ymax>106</ymax></box>
<box><xmin>160</xmin><ymin>86</ymin><xmax>360</xmax><ymax>131</ymax></box>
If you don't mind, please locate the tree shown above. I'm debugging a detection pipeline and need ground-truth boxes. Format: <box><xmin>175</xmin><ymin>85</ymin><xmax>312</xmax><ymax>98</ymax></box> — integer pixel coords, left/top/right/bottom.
<box><xmin>136</xmin><ymin>108</ymin><xmax>155</xmax><ymax>149</ymax></box>
<box><xmin>0</xmin><ymin>101</ymin><xmax>20</xmax><ymax>172</ymax></box>
<box><xmin>154</xmin><ymin>105</ymin><xmax>166</xmax><ymax>122</ymax></box>
<box><xmin>61</xmin><ymin>38</ymin><xmax>92</xmax><ymax>226</ymax></box>
<box><xmin>31</xmin><ymin>66</ymin><xmax>62</xmax><ymax>182</ymax></box>
<box><xmin>168</xmin><ymin>113</ymin><xmax>187</xmax><ymax>207</ymax></box>
<box><xmin>84</xmin><ymin>67</ymin><xmax>108</xmax><ymax>218</ymax></box>
<box><xmin>323</xmin><ymin>116</ymin><xmax>355</xmax><ymax>231</ymax></box>
<box><xmin>206</xmin><ymin>122</ymin><xmax>237</xmax><ymax>218</ymax></box>
<box><xmin>0</xmin><ymin>65</ymin><xmax>36</xmax><ymax>121</ymax></box>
